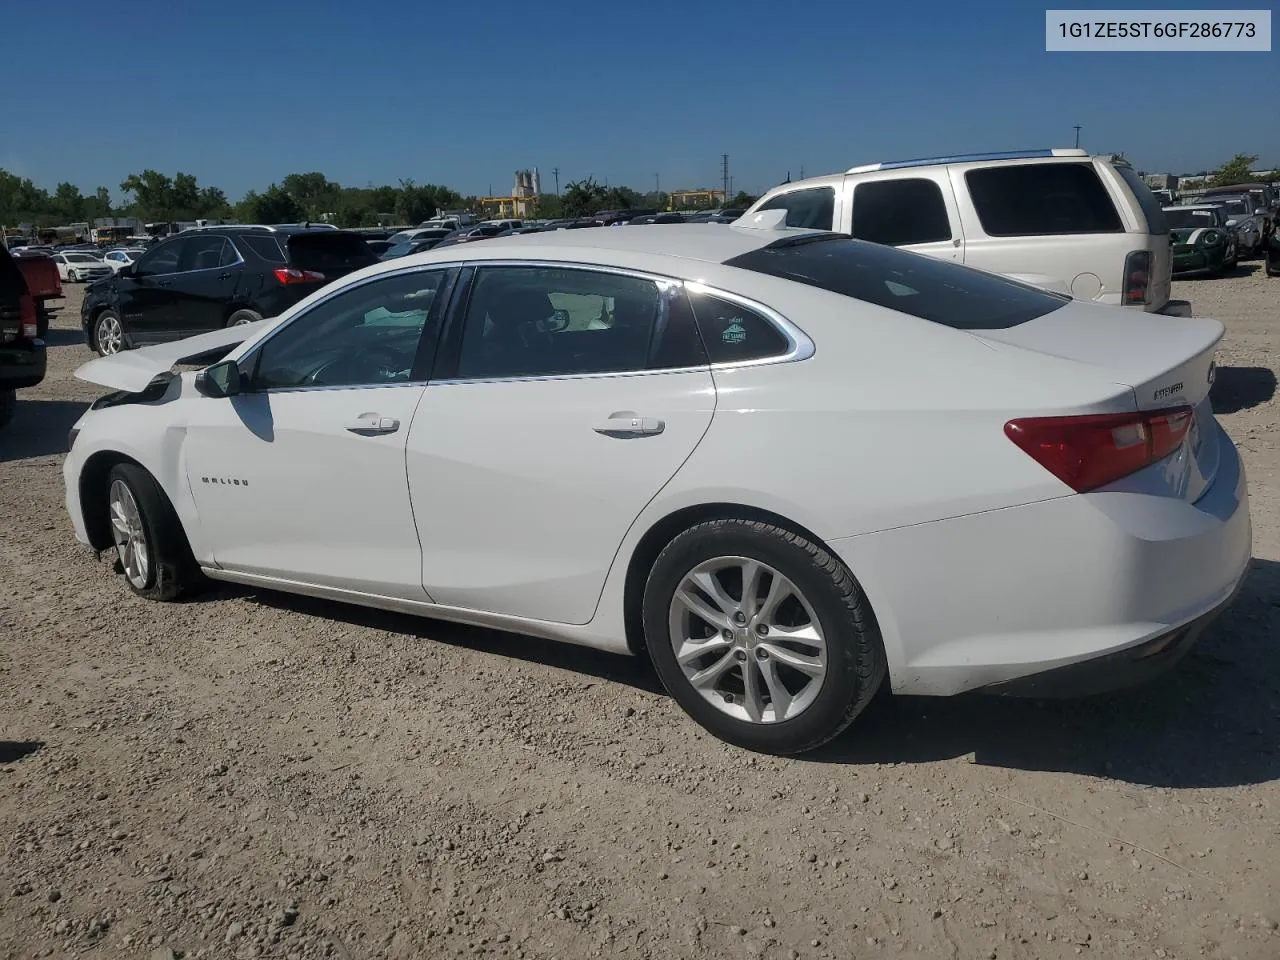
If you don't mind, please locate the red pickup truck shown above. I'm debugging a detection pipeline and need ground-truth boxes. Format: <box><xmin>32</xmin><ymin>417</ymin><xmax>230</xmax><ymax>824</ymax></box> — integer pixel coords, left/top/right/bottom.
<box><xmin>10</xmin><ymin>252</ymin><xmax>62</xmax><ymax>337</ymax></box>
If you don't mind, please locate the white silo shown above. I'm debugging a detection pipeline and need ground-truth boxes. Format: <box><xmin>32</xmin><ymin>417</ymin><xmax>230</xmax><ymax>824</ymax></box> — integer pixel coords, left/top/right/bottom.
<box><xmin>532</xmin><ymin>168</ymin><xmax>541</xmax><ymax>196</ymax></box>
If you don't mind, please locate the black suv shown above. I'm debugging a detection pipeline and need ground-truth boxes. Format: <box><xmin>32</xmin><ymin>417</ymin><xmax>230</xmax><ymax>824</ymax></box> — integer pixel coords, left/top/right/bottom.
<box><xmin>80</xmin><ymin>225</ymin><xmax>379</xmax><ymax>355</ymax></box>
<box><xmin>0</xmin><ymin>246</ymin><xmax>47</xmax><ymax>430</ymax></box>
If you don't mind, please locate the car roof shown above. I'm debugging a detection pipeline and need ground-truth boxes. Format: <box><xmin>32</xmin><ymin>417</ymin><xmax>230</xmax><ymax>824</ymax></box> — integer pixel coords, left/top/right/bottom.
<box><xmin>398</xmin><ymin>222</ymin><xmax>809</xmax><ymax>271</ymax></box>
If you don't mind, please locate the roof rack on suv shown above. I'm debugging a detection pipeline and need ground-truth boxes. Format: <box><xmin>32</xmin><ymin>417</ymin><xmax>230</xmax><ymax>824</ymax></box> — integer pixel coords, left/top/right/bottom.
<box><xmin>846</xmin><ymin>148</ymin><xmax>1089</xmax><ymax>175</ymax></box>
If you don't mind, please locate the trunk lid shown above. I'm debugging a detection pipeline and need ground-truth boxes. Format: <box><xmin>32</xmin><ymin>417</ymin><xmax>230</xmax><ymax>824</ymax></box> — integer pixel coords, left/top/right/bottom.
<box><xmin>974</xmin><ymin>301</ymin><xmax>1224</xmax><ymax>501</ymax></box>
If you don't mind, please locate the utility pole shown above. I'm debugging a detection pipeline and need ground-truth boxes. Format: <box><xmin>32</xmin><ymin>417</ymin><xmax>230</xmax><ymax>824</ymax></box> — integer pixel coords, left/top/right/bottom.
<box><xmin>1073</xmin><ymin>124</ymin><xmax>1082</xmax><ymax>149</ymax></box>
<box><xmin>655</xmin><ymin>173</ymin><xmax>660</xmax><ymax>196</ymax></box>
<box><xmin>721</xmin><ymin>154</ymin><xmax>729</xmax><ymax>205</ymax></box>
<box><xmin>552</xmin><ymin>167</ymin><xmax>560</xmax><ymax>195</ymax></box>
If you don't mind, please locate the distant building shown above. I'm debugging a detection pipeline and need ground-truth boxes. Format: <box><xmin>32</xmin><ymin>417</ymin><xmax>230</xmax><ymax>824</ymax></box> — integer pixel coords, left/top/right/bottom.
<box><xmin>1143</xmin><ymin>173</ymin><xmax>1179</xmax><ymax>192</ymax></box>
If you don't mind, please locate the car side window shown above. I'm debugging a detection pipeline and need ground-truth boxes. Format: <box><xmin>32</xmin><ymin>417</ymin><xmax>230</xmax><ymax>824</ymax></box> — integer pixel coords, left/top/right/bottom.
<box><xmin>756</xmin><ymin>186</ymin><xmax>835</xmax><ymax>230</ymax></box>
<box><xmin>179</xmin><ymin>236</ymin><xmax>228</xmax><ymax>273</ymax></box>
<box><xmin>686</xmin><ymin>290</ymin><xmax>790</xmax><ymax>364</ymax></box>
<box><xmin>454</xmin><ymin>266</ymin><xmax>686</xmax><ymax>380</ymax></box>
<box><xmin>245</xmin><ymin>270</ymin><xmax>447</xmax><ymax>391</ymax></box>
<box><xmin>219</xmin><ymin>239</ymin><xmax>241</xmax><ymax>268</ymax></box>
<box><xmin>240</xmin><ymin>235</ymin><xmax>286</xmax><ymax>263</ymax></box>
<box><xmin>852</xmin><ymin>178</ymin><xmax>952</xmax><ymax>245</ymax></box>
<box><xmin>134</xmin><ymin>239</ymin><xmax>184</xmax><ymax>277</ymax></box>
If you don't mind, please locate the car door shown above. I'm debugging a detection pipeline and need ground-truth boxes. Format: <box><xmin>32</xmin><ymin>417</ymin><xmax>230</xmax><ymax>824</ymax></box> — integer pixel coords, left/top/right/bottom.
<box><xmin>848</xmin><ymin>173</ymin><xmax>964</xmax><ymax>262</ymax></box>
<box><xmin>407</xmin><ymin>263</ymin><xmax>716</xmax><ymax>625</ymax></box>
<box><xmin>171</xmin><ymin>235</ymin><xmax>243</xmax><ymax>335</ymax></box>
<box><xmin>122</xmin><ymin>237</ymin><xmax>187</xmax><ymax>344</ymax></box>
<box><xmin>181</xmin><ymin>266</ymin><xmax>453</xmax><ymax>597</ymax></box>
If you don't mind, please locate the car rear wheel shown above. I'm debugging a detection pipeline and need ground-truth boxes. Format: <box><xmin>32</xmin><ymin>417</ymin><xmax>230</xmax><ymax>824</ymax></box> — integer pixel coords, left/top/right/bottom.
<box><xmin>105</xmin><ymin>464</ymin><xmax>200</xmax><ymax>601</ymax></box>
<box><xmin>93</xmin><ymin>310</ymin><xmax>125</xmax><ymax>356</ymax></box>
<box><xmin>643</xmin><ymin>519</ymin><xmax>886</xmax><ymax>754</ymax></box>
<box><xmin>227</xmin><ymin>308</ymin><xmax>262</xmax><ymax>327</ymax></box>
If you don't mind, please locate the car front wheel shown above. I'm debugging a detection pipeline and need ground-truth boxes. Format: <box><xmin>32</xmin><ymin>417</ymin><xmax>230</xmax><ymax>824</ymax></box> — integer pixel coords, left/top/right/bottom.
<box><xmin>643</xmin><ymin>518</ymin><xmax>886</xmax><ymax>754</ymax></box>
<box><xmin>105</xmin><ymin>463</ymin><xmax>200</xmax><ymax>601</ymax></box>
<box><xmin>93</xmin><ymin>310</ymin><xmax>125</xmax><ymax>355</ymax></box>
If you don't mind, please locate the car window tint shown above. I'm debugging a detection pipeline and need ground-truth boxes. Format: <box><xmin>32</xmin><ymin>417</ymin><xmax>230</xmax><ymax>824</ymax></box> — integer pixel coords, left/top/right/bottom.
<box><xmin>180</xmin><ymin>236</ymin><xmax>227</xmax><ymax>272</ymax></box>
<box><xmin>219</xmin><ymin>239</ymin><xmax>241</xmax><ymax>267</ymax></box>
<box><xmin>247</xmin><ymin>270</ymin><xmax>446</xmax><ymax>390</ymax></box>
<box><xmin>723</xmin><ymin>235</ymin><xmax>1069</xmax><ymax>330</ymax></box>
<box><xmin>687</xmin><ymin>290</ymin><xmax>790</xmax><ymax>363</ymax></box>
<box><xmin>852</xmin><ymin>178</ymin><xmax>952</xmax><ymax>245</ymax></box>
<box><xmin>965</xmin><ymin>163</ymin><xmax>1123</xmax><ymax>236</ymax></box>
<box><xmin>756</xmin><ymin>186</ymin><xmax>835</xmax><ymax>230</ymax></box>
<box><xmin>134</xmin><ymin>239</ymin><xmax>184</xmax><ymax>276</ymax></box>
<box><xmin>241</xmin><ymin>235</ymin><xmax>286</xmax><ymax>263</ymax></box>
<box><xmin>286</xmin><ymin>233</ymin><xmax>378</xmax><ymax>273</ymax></box>
<box><xmin>456</xmin><ymin>267</ymin><xmax>668</xmax><ymax>379</ymax></box>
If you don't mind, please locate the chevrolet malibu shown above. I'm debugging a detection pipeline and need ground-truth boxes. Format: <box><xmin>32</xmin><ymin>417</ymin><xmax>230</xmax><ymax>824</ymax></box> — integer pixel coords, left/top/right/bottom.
<box><xmin>62</xmin><ymin>215</ymin><xmax>1251</xmax><ymax>754</ymax></box>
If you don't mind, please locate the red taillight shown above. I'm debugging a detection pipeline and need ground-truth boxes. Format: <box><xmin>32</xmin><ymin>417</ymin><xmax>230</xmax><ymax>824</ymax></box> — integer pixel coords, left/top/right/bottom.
<box><xmin>1122</xmin><ymin>250</ymin><xmax>1151</xmax><ymax>305</ymax></box>
<box><xmin>19</xmin><ymin>294</ymin><xmax>37</xmax><ymax>339</ymax></box>
<box><xmin>273</xmin><ymin>267</ymin><xmax>326</xmax><ymax>285</ymax></box>
<box><xmin>1004</xmin><ymin>405</ymin><xmax>1194</xmax><ymax>493</ymax></box>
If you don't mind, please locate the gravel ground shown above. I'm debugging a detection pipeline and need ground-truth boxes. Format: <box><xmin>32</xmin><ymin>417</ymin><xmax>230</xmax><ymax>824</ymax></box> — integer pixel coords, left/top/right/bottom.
<box><xmin>1</xmin><ymin>269</ymin><xmax>1277</xmax><ymax>960</ymax></box>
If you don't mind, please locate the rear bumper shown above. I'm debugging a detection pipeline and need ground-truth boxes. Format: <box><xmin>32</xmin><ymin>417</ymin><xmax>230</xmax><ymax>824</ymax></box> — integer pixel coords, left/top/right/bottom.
<box><xmin>0</xmin><ymin>341</ymin><xmax>47</xmax><ymax>390</ymax></box>
<box><xmin>828</xmin><ymin>423</ymin><xmax>1251</xmax><ymax>697</ymax></box>
<box><xmin>979</xmin><ymin>576</ymin><xmax>1242</xmax><ymax>697</ymax></box>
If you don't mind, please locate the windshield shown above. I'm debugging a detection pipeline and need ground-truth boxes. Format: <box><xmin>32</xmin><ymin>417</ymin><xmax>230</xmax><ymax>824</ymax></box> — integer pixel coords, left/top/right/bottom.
<box><xmin>1220</xmin><ymin>200</ymin><xmax>1249</xmax><ymax>215</ymax></box>
<box><xmin>723</xmin><ymin>235</ymin><xmax>1069</xmax><ymax>330</ymax></box>
<box><xmin>1165</xmin><ymin>209</ymin><xmax>1219</xmax><ymax>229</ymax></box>
<box><xmin>67</xmin><ymin>254</ymin><xmax>100</xmax><ymax>262</ymax></box>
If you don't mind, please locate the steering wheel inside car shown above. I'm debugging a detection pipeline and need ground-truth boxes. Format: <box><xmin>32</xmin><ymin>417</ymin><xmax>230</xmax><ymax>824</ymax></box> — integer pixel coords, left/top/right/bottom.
<box><xmin>307</xmin><ymin>344</ymin><xmax>413</xmax><ymax>386</ymax></box>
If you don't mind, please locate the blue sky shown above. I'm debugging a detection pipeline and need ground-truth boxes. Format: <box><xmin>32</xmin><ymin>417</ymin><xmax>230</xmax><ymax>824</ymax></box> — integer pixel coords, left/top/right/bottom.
<box><xmin>3</xmin><ymin>0</ymin><xmax>1275</xmax><ymax>202</ymax></box>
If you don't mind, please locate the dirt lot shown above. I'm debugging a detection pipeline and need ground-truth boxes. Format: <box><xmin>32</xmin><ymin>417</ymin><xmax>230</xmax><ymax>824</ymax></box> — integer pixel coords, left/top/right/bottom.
<box><xmin>1</xmin><ymin>271</ymin><xmax>1277</xmax><ymax>960</ymax></box>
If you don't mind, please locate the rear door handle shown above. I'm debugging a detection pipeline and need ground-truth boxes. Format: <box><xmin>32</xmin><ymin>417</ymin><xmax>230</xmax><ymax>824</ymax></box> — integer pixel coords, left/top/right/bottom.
<box><xmin>345</xmin><ymin>412</ymin><xmax>400</xmax><ymax>435</ymax></box>
<box><xmin>593</xmin><ymin>412</ymin><xmax>665</xmax><ymax>437</ymax></box>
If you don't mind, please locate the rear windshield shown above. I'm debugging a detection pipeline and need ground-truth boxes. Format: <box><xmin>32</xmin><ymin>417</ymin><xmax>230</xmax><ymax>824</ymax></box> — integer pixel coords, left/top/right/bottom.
<box><xmin>965</xmin><ymin>162</ymin><xmax>1123</xmax><ymax>237</ymax></box>
<box><xmin>1165</xmin><ymin>209</ymin><xmax>1219</xmax><ymax>229</ymax></box>
<box><xmin>285</xmin><ymin>233</ymin><xmax>378</xmax><ymax>272</ymax></box>
<box><xmin>723</xmin><ymin>235</ymin><xmax>1069</xmax><ymax>330</ymax></box>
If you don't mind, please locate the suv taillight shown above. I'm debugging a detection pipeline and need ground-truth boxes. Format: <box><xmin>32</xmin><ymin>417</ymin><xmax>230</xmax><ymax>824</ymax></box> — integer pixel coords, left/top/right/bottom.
<box><xmin>273</xmin><ymin>267</ymin><xmax>326</xmax><ymax>285</ymax></box>
<box><xmin>19</xmin><ymin>294</ymin><xmax>37</xmax><ymax>339</ymax></box>
<box><xmin>1004</xmin><ymin>406</ymin><xmax>1193</xmax><ymax>493</ymax></box>
<box><xmin>1122</xmin><ymin>250</ymin><xmax>1151</xmax><ymax>305</ymax></box>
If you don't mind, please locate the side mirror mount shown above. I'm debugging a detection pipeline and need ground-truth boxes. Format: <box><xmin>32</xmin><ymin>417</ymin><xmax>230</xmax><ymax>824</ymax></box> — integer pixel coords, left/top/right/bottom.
<box><xmin>195</xmin><ymin>359</ymin><xmax>244</xmax><ymax>398</ymax></box>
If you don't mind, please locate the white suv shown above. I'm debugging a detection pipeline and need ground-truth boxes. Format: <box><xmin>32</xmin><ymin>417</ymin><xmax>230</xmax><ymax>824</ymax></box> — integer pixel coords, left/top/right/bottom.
<box><xmin>745</xmin><ymin>149</ymin><xmax>1188</xmax><ymax>315</ymax></box>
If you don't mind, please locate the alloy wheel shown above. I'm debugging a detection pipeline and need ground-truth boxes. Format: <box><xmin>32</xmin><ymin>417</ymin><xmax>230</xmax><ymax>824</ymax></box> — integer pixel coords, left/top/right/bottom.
<box><xmin>108</xmin><ymin>479</ymin><xmax>150</xmax><ymax>589</ymax></box>
<box><xmin>96</xmin><ymin>315</ymin><xmax>124</xmax><ymax>355</ymax></box>
<box><xmin>668</xmin><ymin>556</ymin><xmax>827</xmax><ymax>724</ymax></box>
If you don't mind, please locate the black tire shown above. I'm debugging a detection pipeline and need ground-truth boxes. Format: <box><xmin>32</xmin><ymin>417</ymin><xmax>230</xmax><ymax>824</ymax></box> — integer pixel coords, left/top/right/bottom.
<box><xmin>642</xmin><ymin>519</ymin><xmax>886</xmax><ymax>755</ymax></box>
<box><xmin>0</xmin><ymin>389</ymin><xmax>14</xmax><ymax>430</ymax></box>
<box><xmin>105</xmin><ymin>463</ymin><xmax>201</xmax><ymax>601</ymax></box>
<box><xmin>92</xmin><ymin>309</ymin><xmax>125</xmax><ymax>356</ymax></box>
<box><xmin>226</xmin><ymin>308</ymin><xmax>262</xmax><ymax>327</ymax></box>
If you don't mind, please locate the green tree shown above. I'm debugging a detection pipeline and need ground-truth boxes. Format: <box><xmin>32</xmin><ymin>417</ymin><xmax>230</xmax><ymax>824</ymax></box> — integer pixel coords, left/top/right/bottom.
<box><xmin>729</xmin><ymin>191</ymin><xmax>757</xmax><ymax>209</ymax></box>
<box><xmin>561</xmin><ymin>177</ymin><xmax>608</xmax><ymax>217</ymax></box>
<box><xmin>120</xmin><ymin>170</ymin><xmax>176</xmax><ymax>219</ymax></box>
<box><xmin>52</xmin><ymin>182</ymin><xmax>85</xmax><ymax>221</ymax></box>
<box><xmin>532</xmin><ymin>194</ymin><xmax>564</xmax><ymax>219</ymax></box>
<box><xmin>240</xmin><ymin>184</ymin><xmax>304</xmax><ymax>223</ymax></box>
<box><xmin>1212</xmin><ymin>154</ymin><xmax>1259</xmax><ymax>187</ymax></box>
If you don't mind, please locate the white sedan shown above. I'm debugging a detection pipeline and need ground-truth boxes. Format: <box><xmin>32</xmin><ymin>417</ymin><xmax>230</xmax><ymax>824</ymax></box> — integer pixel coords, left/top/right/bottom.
<box><xmin>102</xmin><ymin>248</ymin><xmax>146</xmax><ymax>273</ymax></box>
<box><xmin>52</xmin><ymin>251</ymin><xmax>113</xmax><ymax>283</ymax></box>
<box><xmin>61</xmin><ymin>215</ymin><xmax>1251</xmax><ymax>753</ymax></box>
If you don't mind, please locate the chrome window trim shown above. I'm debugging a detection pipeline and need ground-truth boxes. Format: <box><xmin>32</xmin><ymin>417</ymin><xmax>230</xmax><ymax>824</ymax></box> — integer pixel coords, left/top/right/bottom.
<box><xmin>238</xmin><ymin>262</ymin><xmax>452</xmax><ymax>395</ymax></box>
<box><xmin>429</xmin><ymin>258</ymin><xmax>813</xmax><ymax>386</ymax></box>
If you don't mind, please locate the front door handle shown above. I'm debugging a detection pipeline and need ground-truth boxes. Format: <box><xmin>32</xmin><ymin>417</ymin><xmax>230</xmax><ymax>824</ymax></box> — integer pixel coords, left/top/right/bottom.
<box><xmin>345</xmin><ymin>412</ymin><xmax>400</xmax><ymax>435</ymax></box>
<box><xmin>593</xmin><ymin>412</ymin><xmax>665</xmax><ymax>437</ymax></box>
